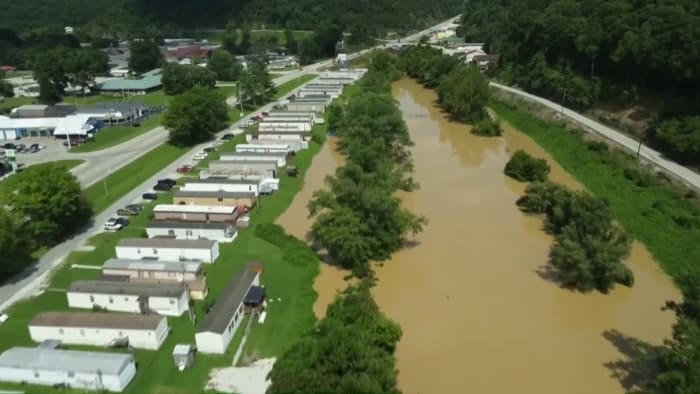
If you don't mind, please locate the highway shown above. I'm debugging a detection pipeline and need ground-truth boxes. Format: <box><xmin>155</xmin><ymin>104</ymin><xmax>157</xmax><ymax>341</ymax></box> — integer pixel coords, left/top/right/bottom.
<box><xmin>0</xmin><ymin>15</ymin><xmax>461</xmax><ymax>311</ymax></box>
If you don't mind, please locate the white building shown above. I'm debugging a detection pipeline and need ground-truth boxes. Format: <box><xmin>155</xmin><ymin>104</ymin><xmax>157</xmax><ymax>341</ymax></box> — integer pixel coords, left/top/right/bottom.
<box><xmin>207</xmin><ymin>160</ymin><xmax>278</xmax><ymax>178</ymax></box>
<box><xmin>29</xmin><ymin>311</ymin><xmax>169</xmax><ymax>350</ymax></box>
<box><xmin>115</xmin><ymin>238</ymin><xmax>220</xmax><ymax>263</ymax></box>
<box><xmin>286</xmin><ymin>101</ymin><xmax>328</xmax><ymax>113</ymax></box>
<box><xmin>0</xmin><ymin>347</ymin><xmax>136</xmax><ymax>392</ymax></box>
<box><xmin>235</xmin><ymin>143</ymin><xmax>291</xmax><ymax>155</ymax></box>
<box><xmin>250</xmin><ymin>131</ymin><xmax>307</xmax><ymax>142</ymax></box>
<box><xmin>242</xmin><ymin>138</ymin><xmax>308</xmax><ymax>152</ymax></box>
<box><xmin>195</xmin><ymin>270</ymin><xmax>259</xmax><ymax>354</ymax></box>
<box><xmin>259</xmin><ymin>120</ymin><xmax>311</xmax><ymax>132</ymax></box>
<box><xmin>146</xmin><ymin>221</ymin><xmax>238</xmax><ymax>243</ymax></box>
<box><xmin>297</xmin><ymin>89</ymin><xmax>339</xmax><ymax>99</ymax></box>
<box><xmin>67</xmin><ymin>280</ymin><xmax>189</xmax><ymax>317</ymax></box>
<box><xmin>219</xmin><ymin>151</ymin><xmax>288</xmax><ymax>167</ymax></box>
<box><xmin>0</xmin><ymin>114</ymin><xmax>96</xmax><ymax>140</ymax></box>
<box><xmin>153</xmin><ymin>204</ymin><xmax>238</xmax><ymax>222</ymax></box>
<box><xmin>102</xmin><ymin>259</ymin><xmax>208</xmax><ymax>300</ymax></box>
<box><xmin>267</xmin><ymin>110</ymin><xmax>315</xmax><ymax>122</ymax></box>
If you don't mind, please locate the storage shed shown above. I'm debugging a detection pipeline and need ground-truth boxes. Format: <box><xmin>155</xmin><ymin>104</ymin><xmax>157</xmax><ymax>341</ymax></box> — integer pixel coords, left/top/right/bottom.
<box><xmin>195</xmin><ymin>270</ymin><xmax>260</xmax><ymax>354</ymax></box>
<box><xmin>146</xmin><ymin>221</ymin><xmax>238</xmax><ymax>243</ymax></box>
<box><xmin>115</xmin><ymin>238</ymin><xmax>219</xmax><ymax>263</ymax></box>
<box><xmin>173</xmin><ymin>190</ymin><xmax>257</xmax><ymax>209</ymax></box>
<box><xmin>0</xmin><ymin>347</ymin><xmax>136</xmax><ymax>392</ymax></box>
<box><xmin>101</xmin><ymin>259</ymin><xmax>208</xmax><ymax>300</ymax></box>
<box><xmin>153</xmin><ymin>204</ymin><xmax>238</xmax><ymax>223</ymax></box>
<box><xmin>29</xmin><ymin>312</ymin><xmax>169</xmax><ymax>350</ymax></box>
<box><xmin>172</xmin><ymin>344</ymin><xmax>196</xmax><ymax>371</ymax></box>
<box><xmin>67</xmin><ymin>280</ymin><xmax>189</xmax><ymax>316</ymax></box>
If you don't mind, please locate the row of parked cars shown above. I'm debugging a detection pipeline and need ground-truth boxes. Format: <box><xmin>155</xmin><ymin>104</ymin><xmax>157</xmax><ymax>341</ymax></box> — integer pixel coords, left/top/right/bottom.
<box><xmin>2</xmin><ymin>142</ymin><xmax>45</xmax><ymax>154</ymax></box>
<box><xmin>102</xmin><ymin>178</ymin><xmax>176</xmax><ymax>231</ymax></box>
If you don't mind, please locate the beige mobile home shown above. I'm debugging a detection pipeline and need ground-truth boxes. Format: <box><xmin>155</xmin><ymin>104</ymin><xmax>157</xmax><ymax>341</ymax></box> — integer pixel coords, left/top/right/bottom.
<box><xmin>173</xmin><ymin>190</ymin><xmax>257</xmax><ymax>208</ymax></box>
<box><xmin>101</xmin><ymin>258</ymin><xmax>208</xmax><ymax>300</ymax></box>
<box><xmin>153</xmin><ymin>204</ymin><xmax>238</xmax><ymax>223</ymax></box>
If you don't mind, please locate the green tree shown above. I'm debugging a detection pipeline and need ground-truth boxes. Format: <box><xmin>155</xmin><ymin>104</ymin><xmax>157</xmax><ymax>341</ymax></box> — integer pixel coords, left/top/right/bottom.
<box><xmin>437</xmin><ymin>65</ymin><xmax>490</xmax><ymax>122</ymax></box>
<box><xmin>63</xmin><ymin>48</ymin><xmax>109</xmax><ymax>94</ymax></box>
<box><xmin>653</xmin><ymin>117</ymin><xmax>700</xmax><ymax>161</ymax></box>
<box><xmin>267</xmin><ymin>283</ymin><xmax>402</xmax><ymax>394</ymax></box>
<box><xmin>161</xmin><ymin>63</ymin><xmax>216</xmax><ymax>95</ymax></box>
<box><xmin>207</xmin><ymin>49</ymin><xmax>236</xmax><ymax>81</ymax></box>
<box><xmin>3</xmin><ymin>163</ymin><xmax>92</xmax><ymax>246</ymax></box>
<box><xmin>221</xmin><ymin>22</ymin><xmax>238</xmax><ymax>54</ymax></box>
<box><xmin>297</xmin><ymin>36</ymin><xmax>320</xmax><ymax>65</ymax></box>
<box><xmin>504</xmin><ymin>150</ymin><xmax>550</xmax><ymax>182</ymax></box>
<box><xmin>163</xmin><ymin>86</ymin><xmax>228</xmax><ymax>146</ymax></box>
<box><xmin>32</xmin><ymin>48</ymin><xmax>68</xmax><ymax>104</ymax></box>
<box><xmin>128</xmin><ymin>39</ymin><xmax>162</xmax><ymax>74</ymax></box>
<box><xmin>0</xmin><ymin>209</ymin><xmax>31</xmax><ymax>279</ymax></box>
<box><xmin>471</xmin><ymin>117</ymin><xmax>502</xmax><ymax>136</ymax></box>
<box><xmin>239</xmin><ymin>59</ymin><xmax>274</xmax><ymax>106</ymax></box>
<box><xmin>239</xmin><ymin>29</ymin><xmax>251</xmax><ymax>54</ymax></box>
<box><xmin>0</xmin><ymin>79</ymin><xmax>13</xmax><ymax>97</ymax></box>
<box><xmin>283</xmin><ymin>30</ymin><xmax>297</xmax><ymax>54</ymax></box>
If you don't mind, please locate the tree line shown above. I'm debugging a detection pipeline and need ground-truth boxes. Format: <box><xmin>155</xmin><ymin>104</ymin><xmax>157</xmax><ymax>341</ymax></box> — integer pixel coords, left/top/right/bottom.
<box><xmin>0</xmin><ymin>163</ymin><xmax>92</xmax><ymax>281</ymax></box>
<box><xmin>459</xmin><ymin>0</ymin><xmax>700</xmax><ymax>164</ymax></box>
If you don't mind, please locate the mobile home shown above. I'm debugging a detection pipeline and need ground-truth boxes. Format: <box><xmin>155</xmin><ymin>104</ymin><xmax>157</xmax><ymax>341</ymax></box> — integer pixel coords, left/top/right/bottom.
<box><xmin>153</xmin><ymin>204</ymin><xmax>238</xmax><ymax>223</ymax></box>
<box><xmin>297</xmin><ymin>89</ymin><xmax>339</xmax><ymax>99</ymax></box>
<box><xmin>286</xmin><ymin>101</ymin><xmax>328</xmax><ymax>113</ymax></box>
<box><xmin>208</xmin><ymin>159</ymin><xmax>278</xmax><ymax>176</ymax></box>
<box><xmin>187</xmin><ymin>177</ymin><xmax>279</xmax><ymax>193</ymax></box>
<box><xmin>195</xmin><ymin>270</ymin><xmax>260</xmax><ymax>354</ymax></box>
<box><xmin>258</xmin><ymin>120</ymin><xmax>311</xmax><ymax>132</ymax></box>
<box><xmin>235</xmin><ymin>143</ymin><xmax>291</xmax><ymax>155</ymax></box>
<box><xmin>0</xmin><ymin>347</ymin><xmax>136</xmax><ymax>392</ymax></box>
<box><xmin>173</xmin><ymin>190</ymin><xmax>257</xmax><ymax>209</ymax></box>
<box><xmin>115</xmin><ymin>238</ymin><xmax>220</xmax><ymax>263</ymax></box>
<box><xmin>146</xmin><ymin>221</ymin><xmax>238</xmax><ymax>243</ymax></box>
<box><xmin>250</xmin><ymin>131</ymin><xmax>307</xmax><ymax>142</ymax></box>
<box><xmin>219</xmin><ymin>151</ymin><xmax>287</xmax><ymax>167</ymax></box>
<box><xmin>102</xmin><ymin>258</ymin><xmax>208</xmax><ymax>300</ymax></box>
<box><xmin>242</xmin><ymin>138</ymin><xmax>308</xmax><ymax>152</ymax></box>
<box><xmin>29</xmin><ymin>312</ymin><xmax>169</xmax><ymax>350</ymax></box>
<box><xmin>67</xmin><ymin>280</ymin><xmax>189</xmax><ymax>316</ymax></box>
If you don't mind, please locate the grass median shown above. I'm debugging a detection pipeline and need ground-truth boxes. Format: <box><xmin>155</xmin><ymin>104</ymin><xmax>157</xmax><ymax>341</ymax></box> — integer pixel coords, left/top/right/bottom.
<box><xmin>70</xmin><ymin>116</ymin><xmax>162</xmax><ymax>153</ymax></box>
<box><xmin>491</xmin><ymin>99</ymin><xmax>700</xmax><ymax>288</ymax></box>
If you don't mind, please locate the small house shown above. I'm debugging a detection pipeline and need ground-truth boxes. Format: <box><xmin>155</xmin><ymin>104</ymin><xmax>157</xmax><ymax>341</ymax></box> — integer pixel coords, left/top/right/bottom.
<box><xmin>195</xmin><ymin>269</ymin><xmax>260</xmax><ymax>354</ymax></box>
<box><xmin>286</xmin><ymin>101</ymin><xmax>328</xmax><ymax>113</ymax></box>
<box><xmin>115</xmin><ymin>238</ymin><xmax>220</xmax><ymax>263</ymax></box>
<box><xmin>153</xmin><ymin>204</ymin><xmax>238</xmax><ymax>223</ymax></box>
<box><xmin>67</xmin><ymin>280</ymin><xmax>189</xmax><ymax>316</ymax></box>
<box><xmin>146</xmin><ymin>221</ymin><xmax>238</xmax><ymax>243</ymax></box>
<box><xmin>297</xmin><ymin>89</ymin><xmax>339</xmax><ymax>99</ymax></box>
<box><xmin>258</xmin><ymin>120</ymin><xmax>311</xmax><ymax>132</ymax></box>
<box><xmin>29</xmin><ymin>312</ymin><xmax>169</xmax><ymax>350</ymax></box>
<box><xmin>249</xmin><ymin>131</ymin><xmax>307</xmax><ymax>143</ymax></box>
<box><xmin>102</xmin><ymin>258</ymin><xmax>208</xmax><ymax>300</ymax></box>
<box><xmin>208</xmin><ymin>159</ymin><xmax>278</xmax><ymax>177</ymax></box>
<box><xmin>173</xmin><ymin>190</ymin><xmax>257</xmax><ymax>209</ymax></box>
<box><xmin>172</xmin><ymin>344</ymin><xmax>196</xmax><ymax>371</ymax></box>
<box><xmin>187</xmin><ymin>177</ymin><xmax>280</xmax><ymax>194</ymax></box>
<box><xmin>218</xmin><ymin>151</ymin><xmax>287</xmax><ymax>167</ymax></box>
<box><xmin>243</xmin><ymin>137</ymin><xmax>308</xmax><ymax>152</ymax></box>
<box><xmin>235</xmin><ymin>143</ymin><xmax>291</xmax><ymax>155</ymax></box>
<box><xmin>0</xmin><ymin>347</ymin><xmax>136</xmax><ymax>392</ymax></box>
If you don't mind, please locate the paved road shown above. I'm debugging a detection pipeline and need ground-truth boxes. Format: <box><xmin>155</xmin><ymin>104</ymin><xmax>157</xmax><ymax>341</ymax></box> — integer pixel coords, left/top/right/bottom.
<box><xmin>0</xmin><ymin>15</ymin><xmax>462</xmax><ymax>312</ymax></box>
<box><xmin>491</xmin><ymin>82</ymin><xmax>700</xmax><ymax>191</ymax></box>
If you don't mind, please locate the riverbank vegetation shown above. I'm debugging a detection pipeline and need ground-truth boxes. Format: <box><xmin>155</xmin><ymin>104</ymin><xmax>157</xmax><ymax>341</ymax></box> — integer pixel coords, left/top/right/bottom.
<box><xmin>472</xmin><ymin>118</ymin><xmax>502</xmax><ymax>137</ymax></box>
<box><xmin>504</xmin><ymin>150</ymin><xmax>550</xmax><ymax>182</ymax></box>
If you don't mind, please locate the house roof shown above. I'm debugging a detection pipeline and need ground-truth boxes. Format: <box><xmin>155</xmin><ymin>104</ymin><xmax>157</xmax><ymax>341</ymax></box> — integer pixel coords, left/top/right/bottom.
<box><xmin>214</xmin><ymin>158</ymin><xmax>280</xmax><ymax>165</ymax></box>
<box><xmin>259</xmin><ymin>119</ymin><xmax>311</xmax><ymax>125</ymax></box>
<box><xmin>96</xmin><ymin>70</ymin><xmax>162</xmax><ymax>91</ymax></box>
<box><xmin>76</xmin><ymin>101</ymin><xmax>147</xmax><ymax>116</ymax></box>
<box><xmin>198</xmin><ymin>270</ymin><xmax>258</xmax><ymax>334</ymax></box>
<box><xmin>166</xmin><ymin>45</ymin><xmax>210</xmax><ymax>59</ymax></box>
<box><xmin>253</xmin><ymin>131</ymin><xmax>307</xmax><ymax>136</ymax></box>
<box><xmin>102</xmin><ymin>258</ymin><xmax>202</xmax><ymax>274</ymax></box>
<box><xmin>154</xmin><ymin>204</ymin><xmax>237</xmax><ymax>214</ymax></box>
<box><xmin>117</xmin><ymin>238</ymin><xmax>216</xmax><ymax>249</ymax></box>
<box><xmin>30</xmin><ymin>311</ymin><xmax>165</xmax><ymax>330</ymax></box>
<box><xmin>69</xmin><ymin>280</ymin><xmax>186</xmax><ymax>298</ymax></box>
<box><xmin>219</xmin><ymin>151</ymin><xmax>287</xmax><ymax>158</ymax></box>
<box><xmin>187</xmin><ymin>177</ymin><xmax>261</xmax><ymax>185</ymax></box>
<box><xmin>147</xmin><ymin>221</ymin><xmax>235</xmax><ymax>230</ymax></box>
<box><xmin>53</xmin><ymin>115</ymin><xmax>96</xmax><ymax>136</ymax></box>
<box><xmin>0</xmin><ymin>347</ymin><xmax>133</xmax><ymax>375</ymax></box>
<box><xmin>268</xmin><ymin>111</ymin><xmax>314</xmax><ymax>117</ymax></box>
<box><xmin>173</xmin><ymin>190</ymin><xmax>256</xmax><ymax>199</ymax></box>
<box><xmin>244</xmin><ymin>286</ymin><xmax>266</xmax><ymax>304</ymax></box>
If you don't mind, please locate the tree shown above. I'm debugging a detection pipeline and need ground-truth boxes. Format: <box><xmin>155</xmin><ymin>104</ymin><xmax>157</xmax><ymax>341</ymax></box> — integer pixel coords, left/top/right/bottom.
<box><xmin>267</xmin><ymin>283</ymin><xmax>402</xmax><ymax>394</ymax></box>
<box><xmin>239</xmin><ymin>59</ymin><xmax>275</xmax><ymax>106</ymax></box>
<box><xmin>207</xmin><ymin>49</ymin><xmax>236</xmax><ymax>81</ymax></box>
<box><xmin>283</xmin><ymin>30</ymin><xmax>297</xmax><ymax>54</ymax></box>
<box><xmin>471</xmin><ymin>117</ymin><xmax>502</xmax><ymax>136</ymax></box>
<box><xmin>3</xmin><ymin>163</ymin><xmax>92</xmax><ymax>246</ymax></box>
<box><xmin>0</xmin><ymin>79</ymin><xmax>13</xmax><ymax>97</ymax></box>
<box><xmin>162</xmin><ymin>62</ymin><xmax>216</xmax><ymax>95</ymax></box>
<box><xmin>504</xmin><ymin>150</ymin><xmax>550</xmax><ymax>182</ymax></box>
<box><xmin>32</xmin><ymin>49</ymin><xmax>68</xmax><ymax>104</ymax></box>
<box><xmin>437</xmin><ymin>65</ymin><xmax>490</xmax><ymax>122</ymax></box>
<box><xmin>221</xmin><ymin>22</ymin><xmax>238</xmax><ymax>54</ymax></box>
<box><xmin>163</xmin><ymin>87</ymin><xmax>228</xmax><ymax>146</ymax></box>
<box><xmin>128</xmin><ymin>39</ymin><xmax>162</xmax><ymax>74</ymax></box>
<box><xmin>0</xmin><ymin>209</ymin><xmax>31</xmax><ymax>280</ymax></box>
<box><xmin>652</xmin><ymin>117</ymin><xmax>700</xmax><ymax>162</ymax></box>
<box><xmin>63</xmin><ymin>48</ymin><xmax>109</xmax><ymax>94</ymax></box>
<box><xmin>297</xmin><ymin>36</ymin><xmax>320</xmax><ymax>65</ymax></box>
<box><xmin>238</xmin><ymin>29</ymin><xmax>251</xmax><ymax>54</ymax></box>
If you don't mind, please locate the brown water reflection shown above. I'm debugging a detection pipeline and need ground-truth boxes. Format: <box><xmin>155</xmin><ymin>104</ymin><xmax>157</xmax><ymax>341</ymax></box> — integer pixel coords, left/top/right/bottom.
<box><xmin>277</xmin><ymin>78</ymin><xmax>681</xmax><ymax>394</ymax></box>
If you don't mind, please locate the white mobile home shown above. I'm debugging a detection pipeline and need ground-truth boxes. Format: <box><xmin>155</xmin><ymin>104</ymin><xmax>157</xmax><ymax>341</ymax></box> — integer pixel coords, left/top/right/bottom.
<box><xmin>195</xmin><ymin>270</ymin><xmax>259</xmax><ymax>354</ymax></box>
<box><xmin>286</xmin><ymin>101</ymin><xmax>328</xmax><ymax>113</ymax></box>
<box><xmin>297</xmin><ymin>89</ymin><xmax>339</xmax><ymax>99</ymax></box>
<box><xmin>243</xmin><ymin>137</ymin><xmax>308</xmax><ymax>152</ymax></box>
<box><xmin>0</xmin><ymin>347</ymin><xmax>136</xmax><ymax>392</ymax></box>
<box><xmin>29</xmin><ymin>312</ymin><xmax>169</xmax><ymax>350</ymax></box>
<box><xmin>262</xmin><ymin>115</ymin><xmax>314</xmax><ymax>124</ymax></box>
<box><xmin>259</xmin><ymin>120</ymin><xmax>311</xmax><ymax>132</ymax></box>
<box><xmin>208</xmin><ymin>159</ymin><xmax>278</xmax><ymax>176</ymax></box>
<box><xmin>268</xmin><ymin>110</ymin><xmax>315</xmax><ymax>121</ymax></box>
<box><xmin>67</xmin><ymin>280</ymin><xmax>189</xmax><ymax>316</ymax></box>
<box><xmin>115</xmin><ymin>238</ymin><xmax>220</xmax><ymax>263</ymax></box>
<box><xmin>250</xmin><ymin>131</ymin><xmax>307</xmax><ymax>142</ymax></box>
<box><xmin>146</xmin><ymin>221</ymin><xmax>238</xmax><ymax>243</ymax></box>
<box><xmin>235</xmin><ymin>143</ymin><xmax>291</xmax><ymax>155</ymax></box>
<box><xmin>189</xmin><ymin>177</ymin><xmax>279</xmax><ymax>193</ymax></box>
<box><xmin>219</xmin><ymin>151</ymin><xmax>287</xmax><ymax>167</ymax></box>
<box><xmin>102</xmin><ymin>259</ymin><xmax>208</xmax><ymax>300</ymax></box>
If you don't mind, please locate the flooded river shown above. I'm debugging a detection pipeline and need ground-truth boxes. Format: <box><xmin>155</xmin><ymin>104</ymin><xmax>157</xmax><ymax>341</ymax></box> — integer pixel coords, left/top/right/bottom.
<box><xmin>277</xmin><ymin>78</ymin><xmax>681</xmax><ymax>394</ymax></box>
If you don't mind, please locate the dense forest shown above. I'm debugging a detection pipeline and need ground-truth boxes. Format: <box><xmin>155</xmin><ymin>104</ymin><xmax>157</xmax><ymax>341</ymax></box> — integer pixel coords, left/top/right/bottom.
<box><xmin>0</xmin><ymin>0</ymin><xmax>461</xmax><ymax>37</ymax></box>
<box><xmin>461</xmin><ymin>0</ymin><xmax>700</xmax><ymax>163</ymax></box>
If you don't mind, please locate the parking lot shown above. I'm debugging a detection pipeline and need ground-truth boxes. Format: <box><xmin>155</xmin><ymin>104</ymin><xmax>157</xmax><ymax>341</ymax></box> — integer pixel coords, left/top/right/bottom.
<box><xmin>4</xmin><ymin>137</ymin><xmax>72</xmax><ymax>167</ymax></box>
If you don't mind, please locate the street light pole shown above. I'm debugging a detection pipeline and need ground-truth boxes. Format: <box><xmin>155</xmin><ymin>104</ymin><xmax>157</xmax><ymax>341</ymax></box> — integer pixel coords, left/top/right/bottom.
<box><xmin>560</xmin><ymin>88</ymin><xmax>567</xmax><ymax>116</ymax></box>
<box><xmin>636</xmin><ymin>136</ymin><xmax>643</xmax><ymax>159</ymax></box>
<box><xmin>103</xmin><ymin>168</ymin><xmax>110</xmax><ymax>196</ymax></box>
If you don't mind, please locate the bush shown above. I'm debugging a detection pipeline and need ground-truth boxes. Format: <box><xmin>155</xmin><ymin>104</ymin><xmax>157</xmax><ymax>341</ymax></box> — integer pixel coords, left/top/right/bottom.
<box><xmin>471</xmin><ymin>117</ymin><xmax>502</xmax><ymax>137</ymax></box>
<box><xmin>504</xmin><ymin>150</ymin><xmax>550</xmax><ymax>182</ymax></box>
<box><xmin>623</xmin><ymin>167</ymin><xmax>654</xmax><ymax>188</ymax></box>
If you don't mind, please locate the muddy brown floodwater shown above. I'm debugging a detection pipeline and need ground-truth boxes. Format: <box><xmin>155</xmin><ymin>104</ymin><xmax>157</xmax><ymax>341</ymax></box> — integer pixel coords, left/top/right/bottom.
<box><xmin>277</xmin><ymin>78</ymin><xmax>681</xmax><ymax>394</ymax></box>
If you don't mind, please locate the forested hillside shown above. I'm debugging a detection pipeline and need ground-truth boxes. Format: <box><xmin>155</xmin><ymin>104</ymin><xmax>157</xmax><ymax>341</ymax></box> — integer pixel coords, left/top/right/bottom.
<box><xmin>0</xmin><ymin>0</ymin><xmax>461</xmax><ymax>36</ymax></box>
<box><xmin>461</xmin><ymin>0</ymin><xmax>700</xmax><ymax>163</ymax></box>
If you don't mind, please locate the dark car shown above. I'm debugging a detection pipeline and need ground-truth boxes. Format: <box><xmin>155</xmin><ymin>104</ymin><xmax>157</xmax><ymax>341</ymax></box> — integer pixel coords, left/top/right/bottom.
<box><xmin>125</xmin><ymin>204</ymin><xmax>144</xmax><ymax>212</ymax></box>
<box><xmin>142</xmin><ymin>192</ymin><xmax>158</xmax><ymax>200</ymax></box>
<box><xmin>2</xmin><ymin>143</ymin><xmax>16</xmax><ymax>150</ymax></box>
<box><xmin>261</xmin><ymin>111</ymin><xmax>270</xmax><ymax>117</ymax></box>
<box><xmin>115</xmin><ymin>217</ymin><xmax>129</xmax><ymax>227</ymax></box>
<box><xmin>221</xmin><ymin>133</ymin><xmax>234</xmax><ymax>141</ymax></box>
<box><xmin>153</xmin><ymin>183</ymin><xmax>172</xmax><ymax>191</ymax></box>
<box><xmin>14</xmin><ymin>144</ymin><xmax>26</xmax><ymax>152</ymax></box>
<box><xmin>117</xmin><ymin>208</ymin><xmax>138</xmax><ymax>216</ymax></box>
<box><xmin>203</xmin><ymin>147</ymin><xmax>216</xmax><ymax>153</ymax></box>
<box><xmin>158</xmin><ymin>178</ymin><xmax>177</xmax><ymax>187</ymax></box>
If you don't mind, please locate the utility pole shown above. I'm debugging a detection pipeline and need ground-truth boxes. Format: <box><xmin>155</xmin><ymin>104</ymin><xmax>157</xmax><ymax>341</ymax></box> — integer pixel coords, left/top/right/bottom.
<box><xmin>103</xmin><ymin>168</ymin><xmax>110</xmax><ymax>196</ymax></box>
<box><xmin>560</xmin><ymin>88</ymin><xmax>567</xmax><ymax>116</ymax></box>
<box><xmin>636</xmin><ymin>136</ymin><xmax>643</xmax><ymax>159</ymax></box>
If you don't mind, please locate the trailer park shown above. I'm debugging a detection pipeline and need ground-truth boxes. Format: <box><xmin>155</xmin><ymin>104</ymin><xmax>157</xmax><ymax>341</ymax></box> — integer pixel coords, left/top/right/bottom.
<box><xmin>0</xmin><ymin>70</ymin><xmax>365</xmax><ymax>393</ymax></box>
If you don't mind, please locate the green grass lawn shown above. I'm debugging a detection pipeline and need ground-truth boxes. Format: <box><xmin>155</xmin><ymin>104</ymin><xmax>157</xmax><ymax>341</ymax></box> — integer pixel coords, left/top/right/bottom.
<box><xmin>1</xmin><ymin>70</ymin><xmax>32</xmax><ymax>78</ymax></box>
<box><xmin>492</xmin><ymin>100</ymin><xmax>700</xmax><ymax>288</ymax></box>
<box><xmin>274</xmin><ymin>74</ymin><xmax>317</xmax><ymax>99</ymax></box>
<box><xmin>70</xmin><ymin>116</ymin><xmax>163</xmax><ymax>153</ymax></box>
<box><xmin>0</xmin><ymin>95</ymin><xmax>33</xmax><ymax>114</ymax></box>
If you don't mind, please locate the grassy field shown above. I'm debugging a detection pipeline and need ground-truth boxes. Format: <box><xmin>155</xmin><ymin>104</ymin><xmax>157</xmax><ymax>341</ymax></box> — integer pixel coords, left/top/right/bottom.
<box><xmin>0</xmin><ymin>123</ymin><xmax>327</xmax><ymax>393</ymax></box>
<box><xmin>0</xmin><ymin>95</ymin><xmax>32</xmax><ymax>114</ymax></box>
<box><xmin>192</xmin><ymin>29</ymin><xmax>312</xmax><ymax>45</ymax></box>
<box><xmin>1</xmin><ymin>70</ymin><xmax>32</xmax><ymax>78</ymax></box>
<box><xmin>70</xmin><ymin>116</ymin><xmax>162</xmax><ymax>153</ymax></box>
<box><xmin>491</xmin><ymin>100</ymin><xmax>700</xmax><ymax>288</ymax></box>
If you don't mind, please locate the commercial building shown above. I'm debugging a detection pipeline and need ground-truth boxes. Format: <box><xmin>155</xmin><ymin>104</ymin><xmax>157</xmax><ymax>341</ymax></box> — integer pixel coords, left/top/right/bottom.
<box><xmin>29</xmin><ymin>312</ymin><xmax>169</xmax><ymax>350</ymax></box>
<box><xmin>115</xmin><ymin>238</ymin><xmax>220</xmax><ymax>263</ymax></box>
<box><xmin>146</xmin><ymin>221</ymin><xmax>238</xmax><ymax>243</ymax></box>
<box><xmin>102</xmin><ymin>258</ymin><xmax>208</xmax><ymax>300</ymax></box>
<box><xmin>67</xmin><ymin>280</ymin><xmax>189</xmax><ymax>316</ymax></box>
<box><xmin>76</xmin><ymin>102</ymin><xmax>158</xmax><ymax>125</ymax></box>
<box><xmin>0</xmin><ymin>347</ymin><xmax>136</xmax><ymax>392</ymax></box>
<box><xmin>195</xmin><ymin>269</ymin><xmax>260</xmax><ymax>354</ymax></box>
<box><xmin>95</xmin><ymin>69</ymin><xmax>163</xmax><ymax>95</ymax></box>
<box><xmin>0</xmin><ymin>114</ymin><xmax>98</xmax><ymax>140</ymax></box>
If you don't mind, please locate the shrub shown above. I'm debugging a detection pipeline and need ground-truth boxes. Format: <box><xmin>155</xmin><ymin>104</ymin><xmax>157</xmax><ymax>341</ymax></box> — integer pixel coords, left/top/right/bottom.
<box><xmin>471</xmin><ymin>117</ymin><xmax>502</xmax><ymax>137</ymax></box>
<box><xmin>623</xmin><ymin>167</ymin><xmax>654</xmax><ymax>188</ymax></box>
<box><xmin>504</xmin><ymin>150</ymin><xmax>550</xmax><ymax>182</ymax></box>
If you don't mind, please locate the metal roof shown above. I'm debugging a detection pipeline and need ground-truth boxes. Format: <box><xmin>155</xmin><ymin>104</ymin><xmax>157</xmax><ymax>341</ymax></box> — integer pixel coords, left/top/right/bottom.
<box><xmin>30</xmin><ymin>311</ymin><xmax>165</xmax><ymax>330</ymax></box>
<box><xmin>173</xmin><ymin>190</ymin><xmax>256</xmax><ymax>199</ymax></box>
<box><xmin>154</xmin><ymin>204</ymin><xmax>236</xmax><ymax>214</ymax></box>
<box><xmin>69</xmin><ymin>280</ymin><xmax>186</xmax><ymax>298</ymax></box>
<box><xmin>147</xmin><ymin>221</ymin><xmax>235</xmax><ymax>230</ymax></box>
<box><xmin>102</xmin><ymin>258</ymin><xmax>202</xmax><ymax>274</ymax></box>
<box><xmin>198</xmin><ymin>270</ymin><xmax>258</xmax><ymax>334</ymax></box>
<box><xmin>117</xmin><ymin>238</ymin><xmax>216</xmax><ymax>249</ymax></box>
<box><xmin>187</xmin><ymin>177</ymin><xmax>261</xmax><ymax>185</ymax></box>
<box><xmin>0</xmin><ymin>347</ymin><xmax>133</xmax><ymax>375</ymax></box>
<box><xmin>96</xmin><ymin>70</ymin><xmax>162</xmax><ymax>91</ymax></box>
<box><xmin>219</xmin><ymin>151</ymin><xmax>287</xmax><ymax>158</ymax></box>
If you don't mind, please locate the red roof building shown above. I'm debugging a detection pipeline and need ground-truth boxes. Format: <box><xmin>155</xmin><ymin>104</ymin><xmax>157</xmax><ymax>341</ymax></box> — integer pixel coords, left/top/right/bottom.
<box><xmin>165</xmin><ymin>45</ymin><xmax>211</xmax><ymax>60</ymax></box>
<box><xmin>0</xmin><ymin>65</ymin><xmax>17</xmax><ymax>72</ymax></box>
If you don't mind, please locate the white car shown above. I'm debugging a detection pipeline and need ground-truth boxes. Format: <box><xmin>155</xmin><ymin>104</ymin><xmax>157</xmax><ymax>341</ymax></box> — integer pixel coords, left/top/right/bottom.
<box><xmin>103</xmin><ymin>218</ymin><xmax>123</xmax><ymax>231</ymax></box>
<box><xmin>192</xmin><ymin>152</ymin><xmax>207</xmax><ymax>160</ymax></box>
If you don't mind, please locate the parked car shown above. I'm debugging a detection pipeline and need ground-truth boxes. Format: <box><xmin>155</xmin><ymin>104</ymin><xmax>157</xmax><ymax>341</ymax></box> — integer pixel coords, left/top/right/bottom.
<box><xmin>203</xmin><ymin>146</ymin><xmax>216</xmax><ymax>153</ymax></box>
<box><xmin>103</xmin><ymin>217</ymin><xmax>124</xmax><ymax>231</ymax></box>
<box><xmin>221</xmin><ymin>133</ymin><xmax>234</xmax><ymax>141</ymax></box>
<box><xmin>14</xmin><ymin>144</ymin><xmax>26</xmax><ymax>153</ymax></box>
<box><xmin>142</xmin><ymin>192</ymin><xmax>158</xmax><ymax>200</ymax></box>
<box><xmin>261</xmin><ymin>111</ymin><xmax>270</xmax><ymax>117</ymax></box>
<box><xmin>176</xmin><ymin>164</ymin><xmax>193</xmax><ymax>173</ymax></box>
<box><xmin>192</xmin><ymin>153</ymin><xmax>207</xmax><ymax>160</ymax></box>
<box><xmin>158</xmin><ymin>178</ymin><xmax>177</xmax><ymax>187</ymax></box>
<box><xmin>2</xmin><ymin>143</ymin><xmax>16</xmax><ymax>150</ymax></box>
<box><xmin>115</xmin><ymin>217</ymin><xmax>129</xmax><ymax>227</ymax></box>
<box><xmin>125</xmin><ymin>204</ymin><xmax>144</xmax><ymax>212</ymax></box>
<box><xmin>62</xmin><ymin>138</ymin><xmax>85</xmax><ymax>147</ymax></box>
<box><xmin>117</xmin><ymin>208</ymin><xmax>138</xmax><ymax>216</ymax></box>
<box><xmin>153</xmin><ymin>183</ymin><xmax>172</xmax><ymax>191</ymax></box>
<box><xmin>28</xmin><ymin>143</ymin><xmax>41</xmax><ymax>153</ymax></box>
<box><xmin>240</xmin><ymin>120</ymin><xmax>253</xmax><ymax>128</ymax></box>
